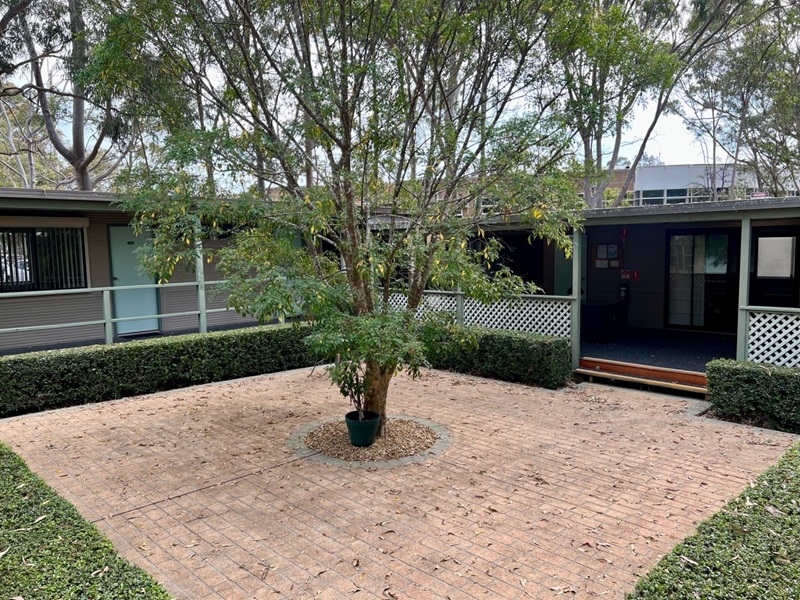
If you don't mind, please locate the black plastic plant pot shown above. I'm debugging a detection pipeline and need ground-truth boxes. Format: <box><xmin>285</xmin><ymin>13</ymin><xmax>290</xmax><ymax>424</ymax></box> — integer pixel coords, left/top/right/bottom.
<box><xmin>344</xmin><ymin>410</ymin><xmax>381</xmax><ymax>447</ymax></box>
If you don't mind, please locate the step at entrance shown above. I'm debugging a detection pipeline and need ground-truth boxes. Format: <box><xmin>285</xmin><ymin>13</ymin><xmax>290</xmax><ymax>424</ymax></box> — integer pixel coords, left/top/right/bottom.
<box><xmin>576</xmin><ymin>357</ymin><xmax>708</xmax><ymax>395</ymax></box>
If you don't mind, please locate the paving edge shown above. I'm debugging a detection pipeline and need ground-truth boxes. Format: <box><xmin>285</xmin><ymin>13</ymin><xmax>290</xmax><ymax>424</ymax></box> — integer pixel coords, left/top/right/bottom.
<box><xmin>576</xmin><ymin>381</ymin><xmax>800</xmax><ymax>438</ymax></box>
<box><xmin>287</xmin><ymin>415</ymin><xmax>453</xmax><ymax>469</ymax></box>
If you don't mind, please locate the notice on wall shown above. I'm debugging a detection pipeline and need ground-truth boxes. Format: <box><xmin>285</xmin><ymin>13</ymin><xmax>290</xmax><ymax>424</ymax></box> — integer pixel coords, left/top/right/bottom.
<box><xmin>592</xmin><ymin>243</ymin><xmax>624</xmax><ymax>269</ymax></box>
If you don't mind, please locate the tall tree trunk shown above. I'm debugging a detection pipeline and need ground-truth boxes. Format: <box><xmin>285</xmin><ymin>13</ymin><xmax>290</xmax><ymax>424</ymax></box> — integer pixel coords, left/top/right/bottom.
<box><xmin>363</xmin><ymin>360</ymin><xmax>394</xmax><ymax>437</ymax></box>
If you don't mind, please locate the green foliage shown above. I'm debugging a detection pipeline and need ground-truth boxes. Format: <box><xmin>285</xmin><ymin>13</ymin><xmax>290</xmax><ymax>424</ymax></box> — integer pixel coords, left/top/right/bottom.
<box><xmin>420</xmin><ymin>316</ymin><xmax>572</xmax><ymax>389</ymax></box>
<box><xmin>628</xmin><ymin>443</ymin><xmax>800</xmax><ymax>599</ymax></box>
<box><xmin>306</xmin><ymin>309</ymin><xmax>428</xmax><ymax>417</ymax></box>
<box><xmin>707</xmin><ymin>359</ymin><xmax>800</xmax><ymax>433</ymax></box>
<box><xmin>0</xmin><ymin>444</ymin><xmax>171</xmax><ymax>599</ymax></box>
<box><xmin>0</xmin><ymin>325</ymin><xmax>313</xmax><ymax>417</ymax></box>
<box><xmin>105</xmin><ymin>0</ymin><xmax>587</xmax><ymax>418</ymax></box>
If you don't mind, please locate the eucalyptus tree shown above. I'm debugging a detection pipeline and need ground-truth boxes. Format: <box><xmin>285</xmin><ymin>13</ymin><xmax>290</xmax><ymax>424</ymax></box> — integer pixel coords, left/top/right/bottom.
<box><xmin>549</xmin><ymin>0</ymin><xmax>775</xmax><ymax>208</ymax></box>
<box><xmin>680</xmin><ymin>5</ymin><xmax>800</xmax><ymax>196</ymax></box>
<box><xmin>110</xmin><ymin>0</ymin><xmax>584</xmax><ymax>434</ymax></box>
<box><xmin>7</xmin><ymin>0</ymin><xmax>138</xmax><ymax>190</ymax></box>
<box><xmin>0</xmin><ymin>87</ymin><xmax>71</xmax><ymax>186</ymax></box>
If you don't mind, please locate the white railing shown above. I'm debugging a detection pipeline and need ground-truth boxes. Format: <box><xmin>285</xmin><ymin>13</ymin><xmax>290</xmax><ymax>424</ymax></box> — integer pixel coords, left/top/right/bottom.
<box><xmin>389</xmin><ymin>290</ymin><xmax>572</xmax><ymax>338</ymax></box>
<box><xmin>0</xmin><ymin>281</ymin><xmax>239</xmax><ymax>345</ymax></box>
<box><xmin>744</xmin><ymin>306</ymin><xmax>800</xmax><ymax>367</ymax></box>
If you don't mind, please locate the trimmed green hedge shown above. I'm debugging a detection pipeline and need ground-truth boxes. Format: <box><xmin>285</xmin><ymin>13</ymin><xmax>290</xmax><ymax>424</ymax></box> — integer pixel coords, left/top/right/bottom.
<box><xmin>421</xmin><ymin>322</ymin><xmax>572</xmax><ymax>389</ymax></box>
<box><xmin>628</xmin><ymin>442</ymin><xmax>800</xmax><ymax>599</ymax></box>
<box><xmin>0</xmin><ymin>444</ymin><xmax>171</xmax><ymax>599</ymax></box>
<box><xmin>0</xmin><ymin>324</ymin><xmax>313</xmax><ymax>418</ymax></box>
<box><xmin>707</xmin><ymin>359</ymin><xmax>800</xmax><ymax>432</ymax></box>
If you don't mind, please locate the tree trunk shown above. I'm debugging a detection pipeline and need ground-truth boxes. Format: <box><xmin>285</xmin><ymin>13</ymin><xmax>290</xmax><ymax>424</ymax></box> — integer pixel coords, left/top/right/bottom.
<box><xmin>363</xmin><ymin>360</ymin><xmax>394</xmax><ymax>437</ymax></box>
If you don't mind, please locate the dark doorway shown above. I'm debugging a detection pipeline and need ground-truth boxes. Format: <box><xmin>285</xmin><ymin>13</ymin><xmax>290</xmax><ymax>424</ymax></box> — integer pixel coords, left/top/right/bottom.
<box><xmin>666</xmin><ymin>229</ymin><xmax>739</xmax><ymax>333</ymax></box>
<box><xmin>492</xmin><ymin>232</ymin><xmax>545</xmax><ymax>287</ymax></box>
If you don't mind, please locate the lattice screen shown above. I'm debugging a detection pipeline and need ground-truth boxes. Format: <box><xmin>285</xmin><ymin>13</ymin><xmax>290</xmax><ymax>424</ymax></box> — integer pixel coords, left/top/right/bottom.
<box><xmin>388</xmin><ymin>292</ymin><xmax>458</xmax><ymax>319</ymax></box>
<box><xmin>389</xmin><ymin>292</ymin><xmax>571</xmax><ymax>338</ymax></box>
<box><xmin>464</xmin><ymin>297</ymin><xmax>571</xmax><ymax>337</ymax></box>
<box><xmin>747</xmin><ymin>311</ymin><xmax>800</xmax><ymax>367</ymax></box>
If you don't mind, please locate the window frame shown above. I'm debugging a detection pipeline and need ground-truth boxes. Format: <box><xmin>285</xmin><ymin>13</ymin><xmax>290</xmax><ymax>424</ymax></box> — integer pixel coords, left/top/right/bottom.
<box><xmin>0</xmin><ymin>217</ymin><xmax>91</xmax><ymax>294</ymax></box>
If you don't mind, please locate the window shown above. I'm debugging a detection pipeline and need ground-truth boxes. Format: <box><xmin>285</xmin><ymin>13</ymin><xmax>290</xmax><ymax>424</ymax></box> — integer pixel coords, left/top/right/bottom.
<box><xmin>0</xmin><ymin>227</ymin><xmax>87</xmax><ymax>292</ymax></box>
<box><xmin>641</xmin><ymin>189</ymin><xmax>665</xmax><ymax>206</ymax></box>
<box><xmin>757</xmin><ymin>237</ymin><xmax>795</xmax><ymax>278</ymax></box>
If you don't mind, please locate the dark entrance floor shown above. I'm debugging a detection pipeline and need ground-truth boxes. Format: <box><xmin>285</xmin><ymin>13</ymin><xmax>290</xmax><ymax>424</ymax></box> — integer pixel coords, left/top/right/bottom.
<box><xmin>581</xmin><ymin>327</ymin><xmax>736</xmax><ymax>372</ymax></box>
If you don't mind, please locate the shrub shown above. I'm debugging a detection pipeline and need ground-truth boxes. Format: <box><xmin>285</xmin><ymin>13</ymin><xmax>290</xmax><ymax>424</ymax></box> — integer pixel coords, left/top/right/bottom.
<box><xmin>0</xmin><ymin>324</ymin><xmax>314</xmax><ymax>417</ymax></box>
<box><xmin>421</xmin><ymin>318</ymin><xmax>572</xmax><ymax>389</ymax></box>
<box><xmin>707</xmin><ymin>359</ymin><xmax>800</xmax><ymax>432</ymax></box>
<box><xmin>0</xmin><ymin>444</ymin><xmax>171</xmax><ymax>599</ymax></box>
<box><xmin>628</xmin><ymin>443</ymin><xmax>800</xmax><ymax>599</ymax></box>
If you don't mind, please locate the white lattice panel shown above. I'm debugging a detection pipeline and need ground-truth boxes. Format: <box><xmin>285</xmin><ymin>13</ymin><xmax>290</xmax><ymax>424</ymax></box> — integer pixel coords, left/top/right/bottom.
<box><xmin>748</xmin><ymin>311</ymin><xmax>800</xmax><ymax>367</ymax></box>
<box><xmin>388</xmin><ymin>292</ymin><xmax>458</xmax><ymax>319</ymax></box>
<box><xmin>389</xmin><ymin>292</ymin><xmax>571</xmax><ymax>338</ymax></box>
<box><xmin>464</xmin><ymin>297</ymin><xmax>571</xmax><ymax>337</ymax></box>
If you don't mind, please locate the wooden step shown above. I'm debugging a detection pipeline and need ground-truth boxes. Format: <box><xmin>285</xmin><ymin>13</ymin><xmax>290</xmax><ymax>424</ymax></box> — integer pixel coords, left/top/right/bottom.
<box><xmin>576</xmin><ymin>357</ymin><xmax>708</xmax><ymax>395</ymax></box>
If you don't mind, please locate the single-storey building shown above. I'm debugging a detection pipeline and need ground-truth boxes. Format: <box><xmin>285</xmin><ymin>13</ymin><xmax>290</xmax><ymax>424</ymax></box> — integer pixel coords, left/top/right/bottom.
<box><xmin>4</xmin><ymin>188</ymin><xmax>800</xmax><ymax>391</ymax></box>
<box><xmin>0</xmin><ymin>188</ymin><xmax>257</xmax><ymax>354</ymax></box>
<box><xmin>487</xmin><ymin>196</ymin><xmax>800</xmax><ymax>383</ymax></box>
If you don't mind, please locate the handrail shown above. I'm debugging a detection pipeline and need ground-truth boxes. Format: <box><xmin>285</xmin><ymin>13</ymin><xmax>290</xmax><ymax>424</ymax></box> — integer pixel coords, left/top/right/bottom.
<box><xmin>419</xmin><ymin>290</ymin><xmax>574</xmax><ymax>302</ymax></box>
<box><xmin>0</xmin><ymin>280</ymin><xmax>227</xmax><ymax>299</ymax></box>
<box><xmin>0</xmin><ymin>284</ymin><xmax>575</xmax><ymax>348</ymax></box>
<box><xmin>742</xmin><ymin>305</ymin><xmax>800</xmax><ymax>315</ymax></box>
<box><xmin>0</xmin><ymin>280</ymin><xmax>240</xmax><ymax>345</ymax></box>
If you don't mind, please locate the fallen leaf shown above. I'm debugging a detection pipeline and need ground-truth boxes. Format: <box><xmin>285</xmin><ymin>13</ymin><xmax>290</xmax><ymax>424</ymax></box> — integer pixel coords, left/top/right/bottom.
<box><xmin>766</xmin><ymin>506</ymin><xmax>786</xmax><ymax>517</ymax></box>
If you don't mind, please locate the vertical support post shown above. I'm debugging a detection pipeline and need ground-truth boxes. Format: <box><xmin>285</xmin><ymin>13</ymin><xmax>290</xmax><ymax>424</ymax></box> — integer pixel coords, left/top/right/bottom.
<box><xmin>737</xmin><ymin>218</ymin><xmax>751</xmax><ymax>361</ymax></box>
<box><xmin>195</xmin><ymin>233</ymin><xmax>207</xmax><ymax>334</ymax></box>
<box><xmin>571</xmin><ymin>229</ymin><xmax>582</xmax><ymax>368</ymax></box>
<box><xmin>102</xmin><ymin>289</ymin><xmax>113</xmax><ymax>345</ymax></box>
<box><xmin>456</xmin><ymin>286</ymin><xmax>465</xmax><ymax>325</ymax></box>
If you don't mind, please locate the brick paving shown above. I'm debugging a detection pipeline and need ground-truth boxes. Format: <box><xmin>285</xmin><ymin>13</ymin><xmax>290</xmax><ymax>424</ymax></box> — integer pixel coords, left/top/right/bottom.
<box><xmin>0</xmin><ymin>367</ymin><xmax>796</xmax><ymax>599</ymax></box>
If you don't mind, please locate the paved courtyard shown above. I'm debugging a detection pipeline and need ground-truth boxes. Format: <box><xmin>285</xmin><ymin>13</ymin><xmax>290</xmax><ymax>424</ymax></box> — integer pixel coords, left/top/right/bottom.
<box><xmin>0</xmin><ymin>367</ymin><xmax>796</xmax><ymax>599</ymax></box>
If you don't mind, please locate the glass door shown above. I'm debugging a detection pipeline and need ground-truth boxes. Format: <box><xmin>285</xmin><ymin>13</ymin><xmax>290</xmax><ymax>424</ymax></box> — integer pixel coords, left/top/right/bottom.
<box><xmin>668</xmin><ymin>233</ymin><xmax>736</xmax><ymax>332</ymax></box>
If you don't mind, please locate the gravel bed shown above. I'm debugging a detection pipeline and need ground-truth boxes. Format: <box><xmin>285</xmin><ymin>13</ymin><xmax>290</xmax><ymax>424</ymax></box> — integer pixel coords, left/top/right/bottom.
<box><xmin>304</xmin><ymin>417</ymin><xmax>437</xmax><ymax>461</ymax></box>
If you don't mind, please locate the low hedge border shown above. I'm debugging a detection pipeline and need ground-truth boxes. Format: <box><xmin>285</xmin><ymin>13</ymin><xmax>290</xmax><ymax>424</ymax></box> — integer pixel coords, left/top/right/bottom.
<box><xmin>0</xmin><ymin>443</ymin><xmax>171</xmax><ymax>599</ymax></box>
<box><xmin>707</xmin><ymin>359</ymin><xmax>800</xmax><ymax>433</ymax></box>
<box><xmin>627</xmin><ymin>442</ymin><xmax>800</xmax><ymax>599</ymax></box>
<box><xmin>0</xmin><ymin>324</ymin><xmax>314</xmax><ymax>418</ymax></box>
<box><xmin>422</xmin><ymin>322</ymin><xmax>572</xmax><ymax>389</ymax></box>
<box><xmin>0</xmin><ymin>319</ymin><xmax>572</xmax><ymax>419</ymax></box>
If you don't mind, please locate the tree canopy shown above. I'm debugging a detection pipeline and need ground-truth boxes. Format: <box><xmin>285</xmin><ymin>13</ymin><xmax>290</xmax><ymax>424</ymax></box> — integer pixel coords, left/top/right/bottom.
<box><xmin>109</xmin><ymin>0</ymin><xmax>583</xmax><ymax>431</ymax></box>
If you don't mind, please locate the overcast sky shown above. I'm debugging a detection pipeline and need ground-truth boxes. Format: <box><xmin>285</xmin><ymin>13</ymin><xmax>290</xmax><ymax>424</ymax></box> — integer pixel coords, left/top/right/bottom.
<box><xmin>623</xmin><ymin>108</ymin><xmax>708</xmax><ymax>166</ymax></box>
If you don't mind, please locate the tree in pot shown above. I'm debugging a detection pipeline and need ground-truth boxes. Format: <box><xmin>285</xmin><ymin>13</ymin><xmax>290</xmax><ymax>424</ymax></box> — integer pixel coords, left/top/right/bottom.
<box><xmin>111</xmin><ymin>0</ymin><xmax>585</xmax><ymax>438</ymax></box>
<box><xmin>308</xmin><ymin>309</ymin><xmax>428</xmax><ymax>446</ymax></box>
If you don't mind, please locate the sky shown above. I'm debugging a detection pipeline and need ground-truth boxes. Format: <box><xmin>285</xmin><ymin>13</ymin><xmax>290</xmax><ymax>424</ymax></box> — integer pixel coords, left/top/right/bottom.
<box><xmin>623</xmin><ymin>108</ymin><xmax>709</xmax><ymax>166</ymax></box>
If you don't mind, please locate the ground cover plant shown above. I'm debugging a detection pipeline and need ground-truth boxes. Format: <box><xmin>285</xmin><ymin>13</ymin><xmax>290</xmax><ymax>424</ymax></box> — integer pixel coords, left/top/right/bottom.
<box><xmin>628</xmin><ymin>443</ymin><xmax>800</xmax><ymax>599</ymax></box>
<box><xmin>0</xmin><ymin>444</ymin><xmax>171</xmax><ymax>599</ymax></box>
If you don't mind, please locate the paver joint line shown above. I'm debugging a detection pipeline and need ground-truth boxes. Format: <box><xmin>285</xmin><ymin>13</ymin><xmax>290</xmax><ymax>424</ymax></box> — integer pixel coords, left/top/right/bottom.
<box><xmin>93</xmin><ymin>453</ymin><xmax>318</xmax><ymax>524</ymax></box>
